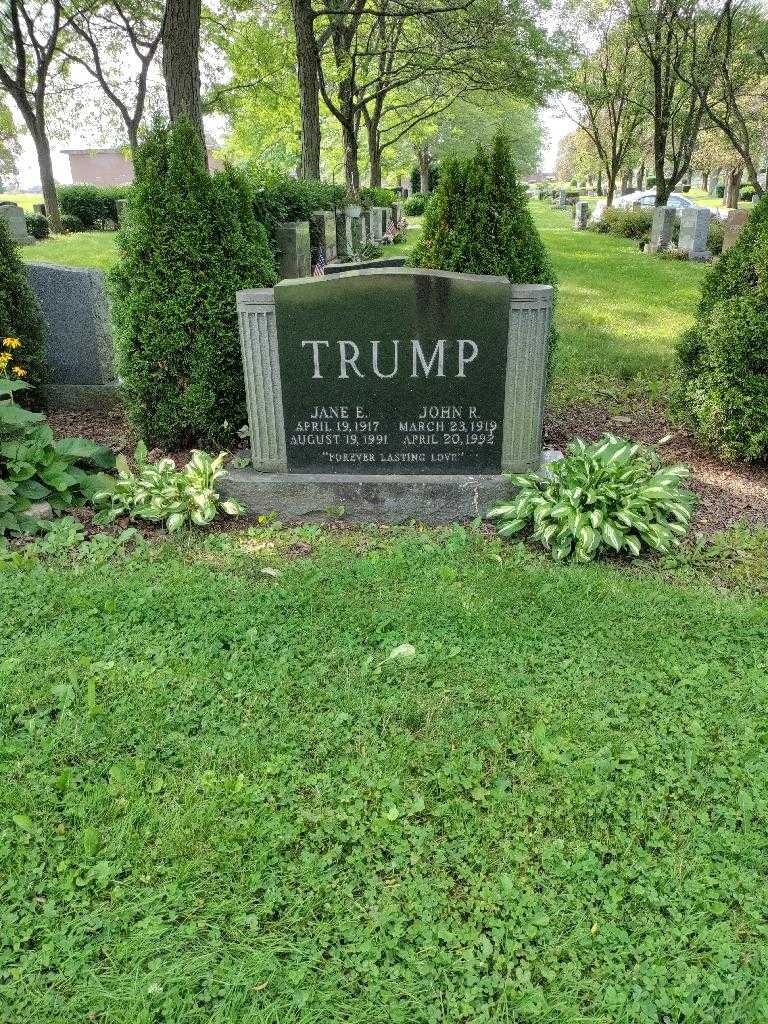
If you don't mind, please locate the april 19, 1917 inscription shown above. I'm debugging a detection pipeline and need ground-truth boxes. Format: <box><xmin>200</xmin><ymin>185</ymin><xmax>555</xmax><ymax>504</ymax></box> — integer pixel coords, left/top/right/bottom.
<box><xmin>274</xmin><ymin>271</ymin><xmax>511</xmax><ymax>474</ymax></box>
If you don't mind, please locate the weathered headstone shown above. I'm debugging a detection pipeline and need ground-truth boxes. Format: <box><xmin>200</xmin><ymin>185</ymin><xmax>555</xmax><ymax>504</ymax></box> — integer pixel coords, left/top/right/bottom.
<box><xmin>229</xmin><ymin>268</ymin><xmax>554</xmax><ymax>521</ymax></box>
<box><xmin>573</xmin><ymin>201</ymin><xmax>589</xmax><ymax>230</ymax></box>
<box><xmin>678</xmin><ymin>206</ymin><xmax>712</xmax><ymax>260</ymax></box>
<box><xmin>722</xmin><ymin>209</ymin><xmax>749</xmax><ymax>252</ymax></box>
<box><xmin>335</xmin><ymin>208</ymin><xmax>353</xmax><ymax>261</ymax></box>
<box><xmin>370</xmin><ymin>206</ymin><xmax>386</xmax><ymax>242</ymax></box>
<box><xmin>552</xmin><ymin>188</ymin><xmax>568</xmax><ymax>210</ymax></box>
<box><xmin>276</xmin><ymin>221</ymin><xmax>311</xmax><ymax>279</ymax></box>
<box><xmin>349</xmin><ymin>205</ymin><xmax>364</xmax><ymax>252</ymax></box>
<box><xmin>648</xmin><ymin>207</ymin><xmax>676</xmax><ymax>253</ymax></box>
<box><xmin>26</xmin><ymin>263</ymin><xmax>119</xmax><ymax>409</ymax></box>
<box><xmin>309</xmin><ymin>210</ymin><xmax>337</xmax><ymax>264</ymax></box>
<box><xmin>0</xmin><ymin>202</ymin><xmax>32</xmax><ymax>245</ymax></box>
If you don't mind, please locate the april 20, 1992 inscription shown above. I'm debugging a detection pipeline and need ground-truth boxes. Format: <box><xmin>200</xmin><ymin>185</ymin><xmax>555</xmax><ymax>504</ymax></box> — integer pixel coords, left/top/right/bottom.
<box><xmin>274</xmin><ymin>271</ymin><xmax>511</xmax><ymax>475</ymax></box>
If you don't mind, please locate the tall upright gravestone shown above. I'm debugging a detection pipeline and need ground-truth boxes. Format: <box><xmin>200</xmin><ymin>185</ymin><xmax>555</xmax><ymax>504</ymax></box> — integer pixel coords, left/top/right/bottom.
<box><xmin>228</xmin><ymin>268</ymin><xmax>554</xmax><ymax>522</ymax></box>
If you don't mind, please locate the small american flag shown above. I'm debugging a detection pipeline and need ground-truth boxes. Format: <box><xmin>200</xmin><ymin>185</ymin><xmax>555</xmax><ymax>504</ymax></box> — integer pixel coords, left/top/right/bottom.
<box><xmin>313</xmin><ymin>246</ymin><xmax>326</xmax><ymax>276</ymax></box>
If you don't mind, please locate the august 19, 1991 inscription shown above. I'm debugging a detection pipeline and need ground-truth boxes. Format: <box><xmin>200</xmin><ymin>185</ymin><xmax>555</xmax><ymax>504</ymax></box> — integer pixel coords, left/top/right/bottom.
<box><xmin>274</xmin><ymin>270</ymin><xmax>510</xmax><ymax>474</ymax></box>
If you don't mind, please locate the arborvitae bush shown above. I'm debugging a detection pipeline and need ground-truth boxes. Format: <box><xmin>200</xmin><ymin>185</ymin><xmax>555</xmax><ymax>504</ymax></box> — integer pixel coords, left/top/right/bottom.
<box><xmin>0</xmin><ymin>220</ymin><xmax>47</xmax><ymax>407</ymax></box>
<box><xmin>673</xmin><ymin>197</ymin><xmax>768</xmax><ymax>460</ymax></box>
<box><xmin>412</xmin><ymin>135</ymin><xmax>555</xmax><ymax>286</ymax></box>
<box><xmin>110</xmin><ymin>119</ymin><xmax>276</xmax><ymax>448</ymax></box>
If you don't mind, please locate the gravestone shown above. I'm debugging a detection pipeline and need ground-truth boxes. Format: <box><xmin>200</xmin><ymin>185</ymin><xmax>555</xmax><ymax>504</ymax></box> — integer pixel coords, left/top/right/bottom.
<box><xmin>552</xmin><ymin>189</ymin><xmax>568</xmax><ymax>209</ymax></box>
<box><xmin>648</xmin><ymin>207</ymin><xmax>676</xmax><ymax>253</ymax></box>
<box><xmin>335</xmin><ymin>208</ymin><xmax>353</xmax><ymax>261</ymax></box>
<box><xmin>0</xmin><ymin>202</ymin><xmax>32</xmax><ymax>245</ymax></box>
<box><xmin>574</xmin><ymin>201</ymin><xmax>589</xmax><ymax>230</ymax></box>
<box><xmin>33</xmin><ymin>202</ymin><xmax>46</xmax><ymax>216</ymax></box>
<box><xmin>370</xmin><ymin>207</ymin><xmax>386</xmax><ymax>242</ymax></box>
<box><xmin>229</xmin><ymin>268</ymin><xmax>554</xmax><ymax>522</ymax></box>
<box><xmin>349</xmin><ymin>205</ymin><xmax>364</xmax><ymax>252</ymax></box>
<box><xmin>678</xmin><ymin>207</ymin><xmax>712</xmax><ymax>260</ymax></box>
<box><xmin>276</xmin><ymin>221</ymin><xmax>311</xmax><ymax>279</ymax></box>
<box><xmin>309</xmin><ymin>210</ymin><xmax>337</xmax><ymax>264</ymax></box>
<box><xmin>722</xmin><ymin>209</ymin><xmax>749</xmax><ymax>252</ymax></box>
<box><xmin>26</xmin><ymin>263</ymin><xmax>119</xmax><ymax>409</ymax></box>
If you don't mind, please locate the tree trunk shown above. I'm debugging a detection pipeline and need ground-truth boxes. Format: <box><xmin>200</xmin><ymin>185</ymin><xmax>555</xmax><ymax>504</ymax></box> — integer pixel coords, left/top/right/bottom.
<box><xmin>605</xmin><ymin>174</ymin><xmax>616</xmax><ymax>206</ymax></box>
<box><xmin>162</xmin><ymin>0</ymin><xmax>205</xmax><ymax>162</ymax></box>
<box><xmin>418</xmin><ymin>149</ymin><xmax>431</xmax><ymax>194</ymax></box>
<box><xmin>701</xmin><ymin>171</ymin><xmax>709</xmax><ymax>193</ymax></box>
<box><xmin>369</xmin><ymin>145</ymin><xmax>382</xmax><ymax>188</ymax></box>
<box><xmin>597</xmin><ymin>169</ymin><xmax>602</xmax><ymax>195</ymax></box>
<box><xmin>342</xmin><ymin>120</ymin><xmax>359</xmax><ymax>195</ymax></box>
<box><xmin>290</xmin><ymin>0</ymin><xmax>320</xmax><ymax>179</ymax></box>
<box><xmin>34</xmin><ymin>130</ymin><xmax>61</xmax><ymax>233</ymax></box>
<box><xmin>636</xmin><ymin>163</ymin><xmax>645</xmax><ymax>189</ymax></box>
<box><xmin>724</xmin><ymin>167</ymin><xmax>742</xmax><ymax>209</ymax></box>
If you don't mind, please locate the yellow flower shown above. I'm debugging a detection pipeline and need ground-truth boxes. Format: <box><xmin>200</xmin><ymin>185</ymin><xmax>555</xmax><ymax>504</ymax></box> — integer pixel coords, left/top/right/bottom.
<box><xmin>2</xmin><ymin>337</ymin><xmax>21</xmax><ymax>349</ymax></box>
<box><xmin>0</xmin><ymin>353</ymin><xmax>11</xmax><ymax>370</ymax></box>
<box><xmin>11</xmin><ymin>366</ymin><xmax>27</xmax><ymax>378</ymax></box>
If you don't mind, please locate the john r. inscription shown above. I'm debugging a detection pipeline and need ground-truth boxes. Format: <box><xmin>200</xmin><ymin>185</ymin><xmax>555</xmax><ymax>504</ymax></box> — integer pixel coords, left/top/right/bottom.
<box><xmin>275</xmin><ymin>271</ymin><xmax>509</xmax><ymax>473</ymax></box>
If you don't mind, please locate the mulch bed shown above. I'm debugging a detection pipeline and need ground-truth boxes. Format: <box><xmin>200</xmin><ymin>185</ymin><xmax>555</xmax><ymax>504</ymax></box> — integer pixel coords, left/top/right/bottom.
<box><xmin>545</xmin><ymin>399</ymin><xmax>768</xmax><ymax>535</ymax></box>
<box><xmin>50</xmin><ymin>399</ymin><xmax>768</xmax><ymax>537</ymax></box>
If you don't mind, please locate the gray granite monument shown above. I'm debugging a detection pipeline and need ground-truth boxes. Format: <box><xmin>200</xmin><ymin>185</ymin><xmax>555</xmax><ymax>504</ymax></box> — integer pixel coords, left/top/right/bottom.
<box><xmin>574</xmin><ymin>201</ymin><xmax>589</xmax><ymax>230</ymax></box>
<box><xmin>275</xmin><ymin>221</ymin><xmax>311</xmax><ymax>279</ymax></box>
<box><xmin>0</xmin><ymin>202</ymin><xmax>32</xmax><ymax>245</ymax></box>
<box><xmin>648</xmin><ymin>207</ymin><xmax>676</xmax><ymax>253</ymax></box>
<box><xmin>678</xmin><ymin>207</ymin><xmax>712</xmax><ymax>260</ymax></box>
<box><xmin>227</xmin><ymin>268</ymin><xmax>554</xmax><ymax>521</ymax></box>
<box><xmin>722</xmin><ymin>209</ymin><xmax>749</xmax><ymax>251</ymax></box>
<box><xmin>309</xmin><ymin>210</ymin><xmax>337</xmax><ymax>263</ymax></box>
<box><xmin>26</xmin><ymin>263</ymin><xmax>119</xmax><ymax>409</ymax></box>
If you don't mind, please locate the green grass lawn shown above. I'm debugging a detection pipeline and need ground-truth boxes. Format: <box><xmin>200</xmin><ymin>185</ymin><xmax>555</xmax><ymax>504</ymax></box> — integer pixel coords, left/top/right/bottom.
<box><xmin>2</xmin><ymin>528</ymin><xmax>768</xmax><ymax>1022</ymax></box>
<box><xmin>22</xmin><ymin>231</ymin><xmax>119</xmax><ymax>272</ymax></box>
<box><xmin>530</xmin><ymin>203</ymin><xmax>707</xmax><ymax>404</ymax></box>
<box><xmin>0</xmin><ymin>191</ymin><xmax>40</xmax><ymax>212</ymax></box>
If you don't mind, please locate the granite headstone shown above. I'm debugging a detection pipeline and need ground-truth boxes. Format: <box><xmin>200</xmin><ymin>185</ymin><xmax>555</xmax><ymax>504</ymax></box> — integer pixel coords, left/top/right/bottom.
<box><xmin>276</xmin><ymin>221</ymin><xmax>311</xmax><ymax>279</ymax></box>
<box><xmin>0</xmin><ymin>202</ymin><xmax>32</xmax><ymax>245</ymax></box>
<box><xmin>231</xmin><ymin>268</ymin><xmax>554</xmax><ymax>521</ymax></box>
<box><xmin>678</xmin><ymin>207</ymin><xmax>712</xmax><ymax>260</ymax></box>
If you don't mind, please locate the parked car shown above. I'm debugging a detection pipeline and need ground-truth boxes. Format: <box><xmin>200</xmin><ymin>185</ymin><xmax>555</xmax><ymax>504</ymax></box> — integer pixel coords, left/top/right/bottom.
<box><xmin>591</xmin><ymin>189</ymin><xmax>700</xmax><ymax>223</ymax></box>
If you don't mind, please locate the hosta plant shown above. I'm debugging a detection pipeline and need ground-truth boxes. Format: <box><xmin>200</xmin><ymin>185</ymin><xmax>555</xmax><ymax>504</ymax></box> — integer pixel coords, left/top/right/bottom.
<box><xmin>93</xmin><ymin>444</ymin><xmax>245</xmax><ymax>531</ymax></box>
<box><xmin>488</xmin><ymin>434</ymin><xmax>694</xmax><ymax>562</ymax></box>
<box><xmin>1</xmin><ymin>374</ymin><xmax>114</xmax><ymax>536</ymax></box>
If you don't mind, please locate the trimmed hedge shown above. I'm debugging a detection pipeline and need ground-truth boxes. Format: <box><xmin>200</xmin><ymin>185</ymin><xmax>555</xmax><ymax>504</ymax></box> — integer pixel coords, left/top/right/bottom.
<box><xmin>673</xmin><ymin>198</ymin><xmax>768</xmax><ymax>460</ymax></box>
<box><xmin>360</xmin><ymin>186</ymin><xmax>396</xmax><ymax>208</ymax></box>
<box><xmin>598</xmin><ymin>207</ymin><xmax>654</xmax><ymax>241</ymax></box>
<box><xmin>110</xmin><ymin>119</ymin><xmax>277</xmax><ymax>448</ymax></box>
<box><xmin>403</xmin><ymin>193</ymin><xmax>428</xmax><ymax>216</ymax></box>
<box><xmin>24</xmin><ymin>213</ymin><xmax>49</xmax><ymax>240</ymax></box>
<box><xmin>0</xmin><ymin>220</ymin><xmax>47</xmax><ymax>407</ymax></box>
<box><xmin>250</xmin><ymin>172</ymin><xmax>346</xmax><ymax>245</ymax></box>
<box><xmin>58</xmin><ymin>184</ymin><xmax>131</xmax><ymax>228</ymax></box>
<box><xmin>61</xmin><ymin>214</ymin><xmax>85</xmax><ymax>233</ymax></box>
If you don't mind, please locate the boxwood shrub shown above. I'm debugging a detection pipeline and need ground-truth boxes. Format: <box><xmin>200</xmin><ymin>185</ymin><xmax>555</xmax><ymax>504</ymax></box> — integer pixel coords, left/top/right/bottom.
<box><xmin>600</xmin><ymin>207</ymin><xmax>654</xmax><ymax>242</ymax></box>
<box><xmin>673</xmin><ymin>198</ymin><xmax>768</xmax><ymax>460</ymax></box>
<box><xmin>403</xmin><ymin>193</ymin><xmax>428</xmax><ymax>215</ymax></box>
<box><xmin>360</xmin><ymin>186</ymin><xmax>396</xmax><ymax>208</ymax></box>
<box><xmin>109</xmin><ymin>119</ymin><xmax>277</xmax><ymax>448</ymax></box>
<box><xmin>0</xmin><ymin>220</ymin><xmax>47</xmax><ymax>406</ymax></box>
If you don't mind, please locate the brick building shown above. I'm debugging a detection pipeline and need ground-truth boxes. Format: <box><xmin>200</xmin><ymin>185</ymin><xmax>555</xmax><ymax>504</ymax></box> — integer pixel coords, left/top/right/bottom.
<box><xmin>64</xmin><ymin>145</ymin><xmax>223</xmax><ymax>186</ymax></box>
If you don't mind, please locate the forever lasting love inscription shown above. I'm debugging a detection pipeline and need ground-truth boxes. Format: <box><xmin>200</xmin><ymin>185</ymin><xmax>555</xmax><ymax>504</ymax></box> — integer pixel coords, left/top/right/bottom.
<box><xmin>274</xmin><ymin>270</ymin><xmax>511</xmax><ymax>475</ymax></box>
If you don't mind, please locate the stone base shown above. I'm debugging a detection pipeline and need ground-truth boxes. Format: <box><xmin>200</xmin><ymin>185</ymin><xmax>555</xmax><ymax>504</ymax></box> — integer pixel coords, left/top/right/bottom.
<box><xmin>221</xmin><ymin>453</ymin><xmax>561</xmax><ymax>524</ymax></box>
<box><xmin>686</xmin><ymin>250</ymin><xmax>712</xmax><ymax>262</ymax></box>
<box><xmin>221</xmin><ymin>470</ymin><xmax>510</xmax><ymax>523</ymax></box>
<box><xmin>47</xmin><ymin>382</ymin><xmax>122</xmax><ymax>411</ymax></box>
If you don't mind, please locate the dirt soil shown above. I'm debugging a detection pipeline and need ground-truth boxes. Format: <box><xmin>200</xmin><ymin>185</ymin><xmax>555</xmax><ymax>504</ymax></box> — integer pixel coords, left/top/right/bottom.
<box><xmin>50</xmin><ymin>400</ymin><xmax>768</xmax><ymax>536</ymax></box>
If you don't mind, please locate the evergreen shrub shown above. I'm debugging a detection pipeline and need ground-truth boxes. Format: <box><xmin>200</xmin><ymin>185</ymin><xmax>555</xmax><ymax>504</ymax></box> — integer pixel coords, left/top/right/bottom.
<box><xmin>411</xmin><ymin>135</ymin><xmax>555</xmax><ymax>287</ymax></box>
<box><xmin>0</xmin><ymin>220</ymin><xmax>47</xmax><ymax>406</ymax></box>
<box><xmin>360</xmin><ymin>187</ymin><xmax>396</xmax><ymax>208</ymax></box>
<box><xmin>61</xmin><ymin>214</ymin><xmax>85</xmax><ymax>233</ymax></box>
<box><xmin>602</xmin><ymin>207</ymin><xmax>653</xmax><ymax>241</ymax></box>
<box><xmin>58</xmin><ymin>184</ymin><xmax>131</xmax><ymax>228</ymax></box>
<box><xmin>673</xmin><ymin>197</ymin><xmax>768</xmax><ymax>460</ymax></box>
<box><xmin>403</xmin><ymin>193</ymin><xmax>427</xmax><ymax>215</ymax></box>
<box><xmin>25</xmin><ymin>213</ymin><xmax>49</xmax><ymax>240</ymax></box>
<box><xmin>109</xmin><ymin>119</ymin><xmax>276</xmax><ymax>448</ymax></box>
<box><xmin>411</xmin><ymin>135</ymin><xmax>556</xmax><ymax>366</ymax></box>
<box><xmin>250</xmin><ymin>171</ymin><xmax>345</xmax><ymax>247</ymax></box>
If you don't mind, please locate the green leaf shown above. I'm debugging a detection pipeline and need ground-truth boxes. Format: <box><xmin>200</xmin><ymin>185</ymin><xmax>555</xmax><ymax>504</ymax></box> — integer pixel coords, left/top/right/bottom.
<box><xmin>0</xmin><ymin>379</ymin><xmax>31</xmax><ymax>396</ymax></box>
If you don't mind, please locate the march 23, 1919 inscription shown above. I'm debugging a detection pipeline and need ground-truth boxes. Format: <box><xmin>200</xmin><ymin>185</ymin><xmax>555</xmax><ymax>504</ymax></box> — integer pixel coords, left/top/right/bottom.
<box><xmin>236</xmin><ymin>268</ymin><xmax>553</xmax><ymax>479</ymax></box>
